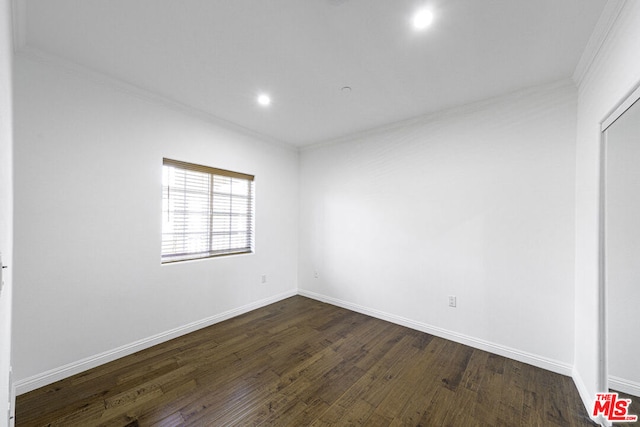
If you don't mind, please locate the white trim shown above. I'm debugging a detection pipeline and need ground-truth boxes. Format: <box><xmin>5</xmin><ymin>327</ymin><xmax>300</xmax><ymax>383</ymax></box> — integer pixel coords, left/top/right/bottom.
<box><xmin>573</xmin><ymin>368</ymin><xmax>608</xmax><ymax>426</ymax></box>
<box><xmin>598</xmin><ymin>78</ymin><xmax>640</xmax><ymax>416</ymax></box>
<box><xmin>301</xmin><ymin>79</ymin><xmax>576</xmax><ymax>153</ymax></box>
<box><xmin>573</xmin><ymin>0</ymin><xmax>627</xmax><ymax>87</ymax></box>
<box><xmin>609</xmin><ymin>376</ymin><xmax>640</xmax><ymax>398</ymax></box>
<box><xmin>601</xmin><ymin>82</ymin><xmax>640</xmax><ymax>131</ymax></box>
<box><xmin>298</xmin><ymin>289</ymin><xmax>573</xmax><ymax>377</ymax></box>
<box><xmin>9</xmin><ymin>367</ymin><xmax>14</xmax><ymax>427</ymax></box>
<box><xmin>15</xmin><ymin>47</ymin><xmax>298</xmax><ymax>153</ymax></box>
<box><xmin>13</xmin><ymin>289</ymin><xmax>297</xmax><ymax>395</ymax></box>
<box><xmin>598</xmin><ymin>127</ymin><xmax>609</xmax><ymax>401</ymax></box>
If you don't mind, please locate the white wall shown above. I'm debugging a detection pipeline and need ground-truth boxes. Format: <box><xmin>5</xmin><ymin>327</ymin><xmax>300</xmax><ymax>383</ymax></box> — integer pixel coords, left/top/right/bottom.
<box><xmin>12</xmin><ymin>53</ymin><xmax>299</xmax><ymax>390</ymax></box>
<box><xmin>299</xmin><ymin>81</ymin><xmax>577</xmax><ymax>372</ymax></box>
<box><xmin>573</xmin><ymin>0</ymin><xmax>640</xmax><ymax>410</ymax></box>
<box><xmin>9</xmin><ymin>3</ymin><xmax>640</xmax><ymax>417</ymax></box>
<box><xmin>605</xmin><ymin>97</ymin><xmax>640</xmax><ymax>396</ymax></box>
<box><xmin>0</xmin><ymin>0</ymin><xmax>13</xmax><ymax>424</ymax></box>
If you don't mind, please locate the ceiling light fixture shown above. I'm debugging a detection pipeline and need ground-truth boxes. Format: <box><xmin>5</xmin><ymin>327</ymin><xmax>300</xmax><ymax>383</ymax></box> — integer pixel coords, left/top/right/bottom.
<box><xmin>257</xmin><ymin>94</ymin><xmax>271</xmax><ymax>106</ymax></box>
<box><xmin>412</xmin><ymin>8</ymin><xmax>434</xmax><ymax>30</ymax></box>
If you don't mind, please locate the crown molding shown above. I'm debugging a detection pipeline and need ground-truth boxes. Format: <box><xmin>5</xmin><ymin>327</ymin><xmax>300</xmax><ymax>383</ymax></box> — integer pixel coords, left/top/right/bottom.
<box><xmin>301</xmin><ymin>78</ymin><xmax>576</xmax><ymax>153</ymax></box>
<box><xmin>10</xmin><ymin>2</ymin><xmax>297</xmax><ymax>151</ymax></box>
<box><xmin>16</xmin><ymin>46</ymin><xmax>299</xmax><ymax>153</ymax></box>
<box><xmin>10</xmin><ymin>0</ymin><xmax>26</xmax><ymax>52</ymax></box>
<box><xmin>573</xmin><ymin>0</ymin><xmax>628</xmax><ymax>87</ymax></box>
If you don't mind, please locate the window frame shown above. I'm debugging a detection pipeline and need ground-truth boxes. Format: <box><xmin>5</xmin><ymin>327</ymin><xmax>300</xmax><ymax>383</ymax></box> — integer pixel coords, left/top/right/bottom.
<box><xmin>161</xmin><ymin>158</ymin><xmax>255</xmax><ymax>264</ymax></box>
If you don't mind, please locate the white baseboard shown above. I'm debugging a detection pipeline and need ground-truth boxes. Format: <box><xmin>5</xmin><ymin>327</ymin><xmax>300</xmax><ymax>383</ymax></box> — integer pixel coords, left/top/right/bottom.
<box><xmin>609</xmin><ymin>375</ymin><xmax>640</xmax><ymax>398</ymax></box>
<box><xmin>13</xmin><ymin>289</ymin><xmax>297</xmax><ymax>396</ymax></box>
<box><xmin>14</xmin><ymin>288</ymin><xmax>590</xmax><ymax>404</ymax></box>
<box><xmin>298</xmin><ymin>289</ymin><xmax>573</xmax><ymax>377</ymax></box>
<box><xmin>572</xmin><ymin>367</ymin><xmax>606</xmax><ymax>426</ymax></box>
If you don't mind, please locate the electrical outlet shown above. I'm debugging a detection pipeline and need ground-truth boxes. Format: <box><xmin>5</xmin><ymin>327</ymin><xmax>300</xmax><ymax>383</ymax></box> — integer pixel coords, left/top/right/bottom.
<box><xmin>314</xmin><ymin>270</ymin><xmax>319</xmax><ymax>279</ymax></box>
<box><xmin>448</xmin><ymin>295</ymin><xmax>457</xmax><ymax>308</ymax></box>
<box><xmin>261</xmin><ymin>275</ymin><xmax>267</xmax><ymax>284</ymax></box>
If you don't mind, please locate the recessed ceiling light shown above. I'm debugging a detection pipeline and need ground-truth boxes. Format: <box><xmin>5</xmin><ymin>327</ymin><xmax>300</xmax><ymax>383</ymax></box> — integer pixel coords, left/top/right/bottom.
<box><xmin>257</xmin><ymin>94</ymin><xmax>271</xmax><ymax>106</ymax></box>
<box><xmin>412</xmin><ymin>8</ymin><xmax>433</xmax><ymax>30</ymax></box>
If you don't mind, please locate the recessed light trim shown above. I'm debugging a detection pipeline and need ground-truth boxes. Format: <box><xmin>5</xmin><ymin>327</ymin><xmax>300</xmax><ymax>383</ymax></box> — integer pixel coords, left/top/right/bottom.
<box><xmin>257</xmin><ymin>94</ymin><xmax>271</xmax><ymax>106</ymax></box>
<box><xmin>412</xmin><ymin>8</ymin><xmax>434</xmax><ymax>30</ymax></box>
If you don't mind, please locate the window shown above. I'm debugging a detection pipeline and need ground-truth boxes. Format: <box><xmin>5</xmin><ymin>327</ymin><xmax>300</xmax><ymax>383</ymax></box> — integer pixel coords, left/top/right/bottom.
<box><xmin>162</xmin><ymin>158</ymin><xmax>254</xmax><ymax>263</ymax></box>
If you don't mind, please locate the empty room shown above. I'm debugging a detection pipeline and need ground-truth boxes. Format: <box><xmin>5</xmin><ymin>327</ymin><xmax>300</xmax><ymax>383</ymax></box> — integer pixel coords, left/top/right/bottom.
<box><xmin>1</xmin><ymin>0</ymin><xmax>640</xmax><ymax>426</ymax></box>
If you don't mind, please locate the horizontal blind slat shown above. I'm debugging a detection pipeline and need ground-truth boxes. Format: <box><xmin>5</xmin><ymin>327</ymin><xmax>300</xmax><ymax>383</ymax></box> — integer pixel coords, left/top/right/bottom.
<box><xmin>162</xmin><ymin>158</ymin><xmax>254</xmax><ymax>263</ymax></box>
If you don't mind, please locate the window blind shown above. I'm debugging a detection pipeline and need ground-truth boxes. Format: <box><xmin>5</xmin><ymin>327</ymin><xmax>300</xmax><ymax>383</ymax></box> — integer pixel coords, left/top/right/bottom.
<box><xmin>162</xmin><ymin>158</ymin><xmax>254</xmax><ymax>263</ymax></box>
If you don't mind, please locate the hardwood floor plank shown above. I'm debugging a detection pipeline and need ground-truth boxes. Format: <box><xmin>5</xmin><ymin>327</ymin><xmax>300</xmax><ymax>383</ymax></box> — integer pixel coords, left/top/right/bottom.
<box><xmin>611</xmin><ymin>390</ymin><xmax>640</xmax><ymax>427</ymax></box>
<box><xmin>358</xmin><ymin>337</ymin><xmax>421</xmax><ymax>408</ymax></box>
<box><xmin>15</xmin><ymin>296</ymin><xmax>597</xmax><ymax>426</ymax></box>
<box><xmin>134</xmin><ymin>380</ymin><xmax>196</xmax><ymax>426</ymax></box>
<box><xmin>334</xmin><ymin>398</ymin><xmax>379</xmax><ymax>426</ymax></box>
<box><xmin>460</xmin><ymin>348</ymin><xmax>490</xmax><ymax>393</ymax></box>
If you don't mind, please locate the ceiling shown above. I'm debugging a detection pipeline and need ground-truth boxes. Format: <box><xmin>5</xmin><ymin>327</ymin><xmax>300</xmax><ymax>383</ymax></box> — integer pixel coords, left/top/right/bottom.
<box><xmin>18</xmin><ymin>0</ymin><xmax>608</xmax><ymax>147</ymax></box>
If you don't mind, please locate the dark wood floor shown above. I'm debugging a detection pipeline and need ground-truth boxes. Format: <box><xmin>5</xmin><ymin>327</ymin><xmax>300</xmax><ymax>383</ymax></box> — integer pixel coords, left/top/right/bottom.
<box><xmin>612</xmin><ymin>390</ymin><xmax>639</xmax><ymax>427</ymax></box>
<box><xmin>16</xmin><ymin>296</ymin><xmax>597</xmax><ymax>426</ymax></box>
